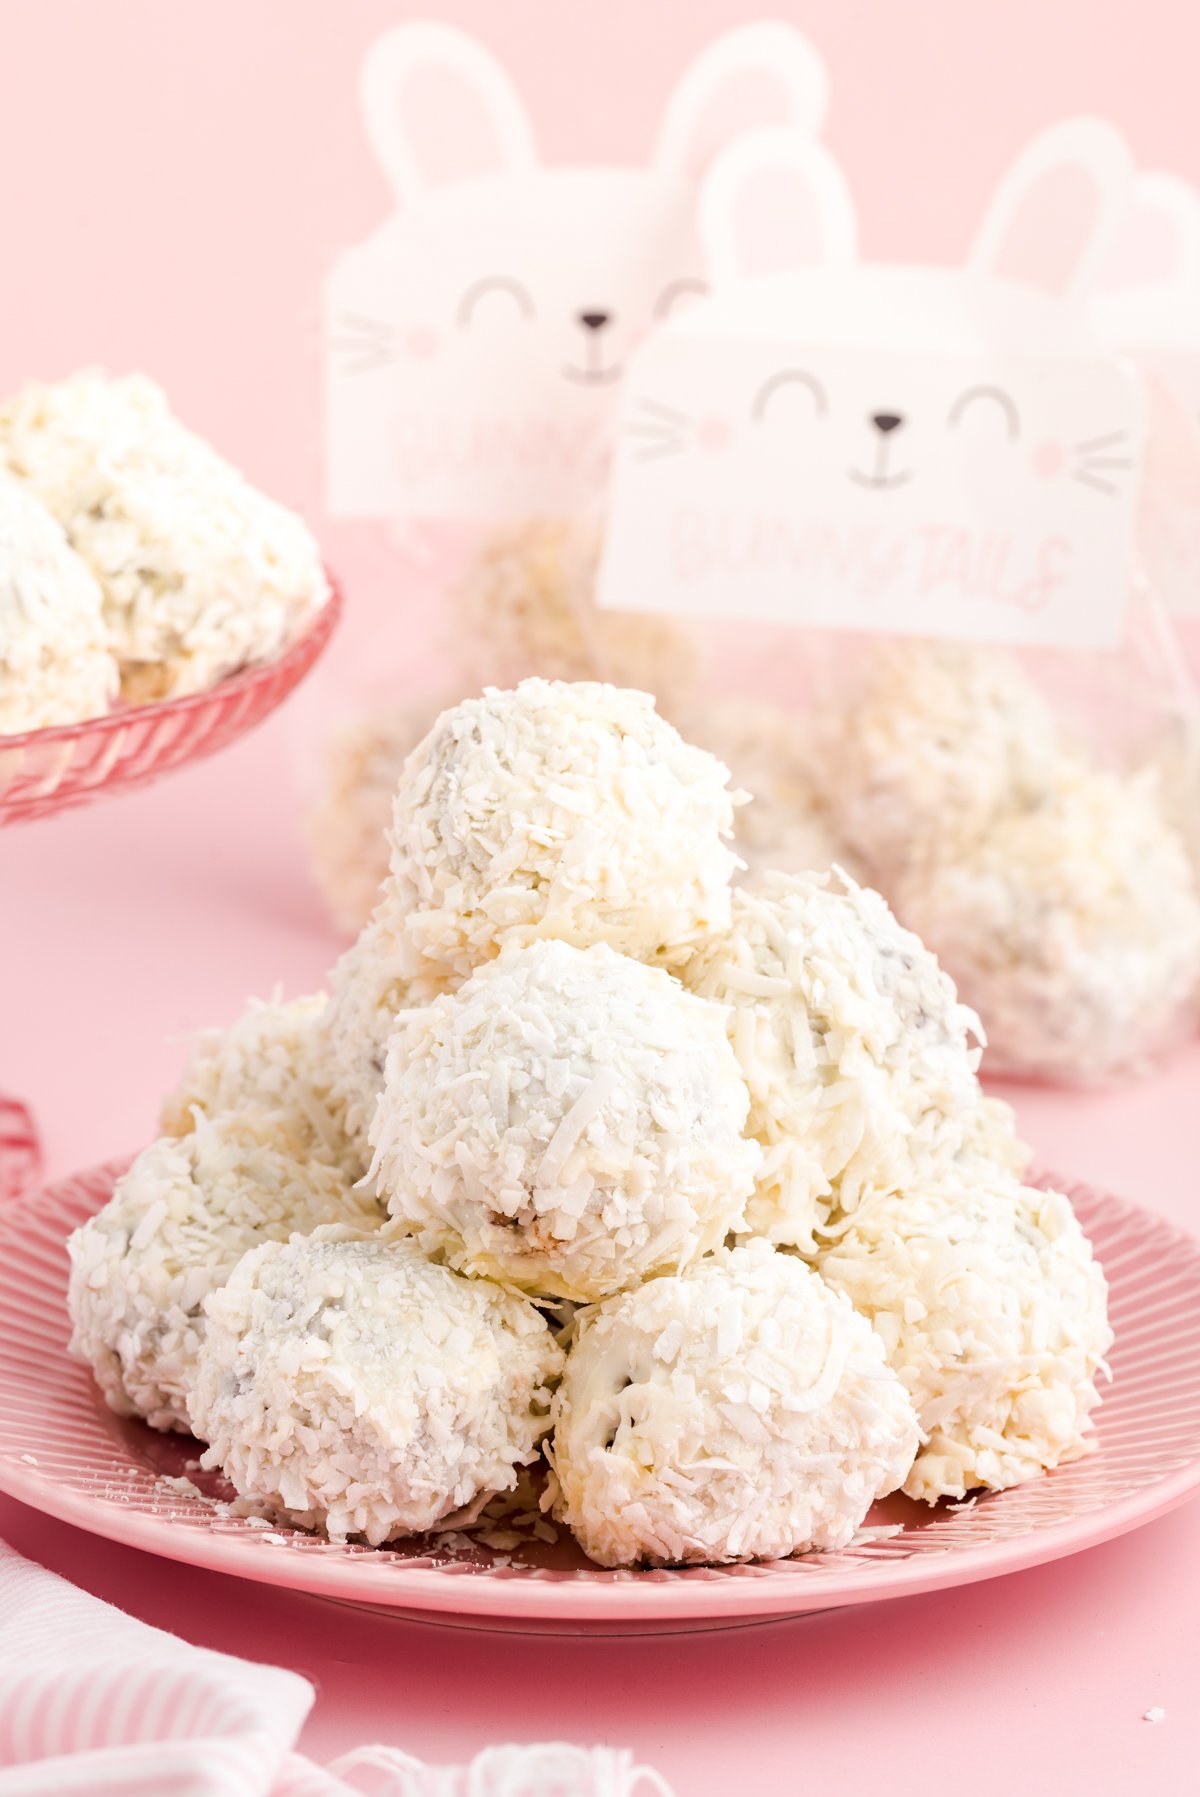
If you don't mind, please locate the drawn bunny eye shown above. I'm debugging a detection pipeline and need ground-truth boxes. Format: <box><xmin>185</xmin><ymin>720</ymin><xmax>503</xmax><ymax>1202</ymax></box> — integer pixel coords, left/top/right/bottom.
<box><xmin>752</xmin><ymin>370</ymin><xmax>828</xmax><ymax>422</ymax></box>
<box><xmin>948</xmin><ymin>385</ymin><xmax>1021</xmax><ymax>438</ymax></box>
<box><xmin>654</xmin><ymin>277</ymin><xmax>710</xmax><ymax>319</ymax></box>
<box><xmin>457</xmin><ymin>277</ymin><xmax>536</xmax><ymax>327</ymax></box>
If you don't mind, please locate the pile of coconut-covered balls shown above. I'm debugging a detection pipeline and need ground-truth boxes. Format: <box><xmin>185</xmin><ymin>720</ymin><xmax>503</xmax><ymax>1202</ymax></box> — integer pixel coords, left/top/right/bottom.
<box><xmin>68</xmin><ymin>679</ymin><xmax>1113</xmax><ymax>1568</ymax></box>
<box><xmin>0</xmin><ymin>368</ymin><xmax>329</xmax><ymax>735</ymax></box>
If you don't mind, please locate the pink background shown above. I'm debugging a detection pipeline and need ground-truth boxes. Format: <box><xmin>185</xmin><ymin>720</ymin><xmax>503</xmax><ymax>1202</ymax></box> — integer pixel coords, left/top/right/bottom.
<box><xmin>2</xmin><ymin>4</ymin><xmax>1200</xmax><ymax>1792</ymax></box>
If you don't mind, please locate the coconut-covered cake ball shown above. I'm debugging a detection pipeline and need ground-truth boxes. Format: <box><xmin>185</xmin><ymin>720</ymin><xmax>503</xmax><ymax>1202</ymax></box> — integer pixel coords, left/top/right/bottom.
<box><xmin>818</xmin><ymin>1175</ymin><xmax>1112</xmax><ymax>1502</ymax></box>
<box><xmin>383</xmin><ymin>678</ymin><xmax>741</xmax><ymax>980</ymax></box>
<box><xmin>813</xmin><ymin>640</ymin><xmax>1059</xmax><ymax>882</ymax></box>
<box><xmin>306</xmin><ymin>695</ymin><xmax>447</xmax><ymax>935</ymax></box>
<box><xmin>323</xmin><ymin>915</ymin><xmax>447</xmax><ymax>1163</ymax></box>
<box><xmin>897</xmin><ymin>764</ymin><xmax>1200</xmax><ymax>1078</ymax></box>
<box><xmin>667</xmin><ymin>694</ymin><xmax>859</xmax><ymax>884</ymax></box>
<box><xmin>0</xmin><ymin>369</ymin><xmax>330</xmax><ymax>701</ymax></box>
<box><xmin>684</xmin><ymin>871</ymin><xmax>986</xmax><ymax>1253</ymax></box>
<box><xmin>160</xmin><ymin>993</ymin><xmax>359</xmax><ymax>1175</ymax></box>
<box><xmin>188</xmin><ymin>1230</ymin><xmax>563</xmax><ymax>1544</ymax></box>
<box><xmin>370</xmin><ymin>938</ymin><xmax>760</xmax><ymax>1302</ymax></box>
<box><xmin>549</xmin><ymin>1241</ymin><xmax>919</xmax><ymax>1567</ymax></box>
<box><xmin>0</xmin><ymin>468</ymin><xmax>118</xmax><ymax>734</ymax></box>
<box><xmin>451</xmin><ymin>516</ymin><xmax>696</xmax><ymax>707</ymax></box>
<box><xmin>67</xmin><ymin>1113</ymin><xmax>383</xmax><ymax>1431</ymax></box>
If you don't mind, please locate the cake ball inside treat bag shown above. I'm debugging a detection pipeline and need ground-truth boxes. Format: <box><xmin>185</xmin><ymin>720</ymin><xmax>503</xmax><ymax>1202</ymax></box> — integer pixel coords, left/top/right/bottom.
<box><xmin>667</xmin><ymin>693</ymin><xmax>860</xmax><ymax>883</ymax></box>
<box><xmin>812</xmin><ymin>640</ymin><xmax>1060</xmax><ymax>884</ymax></box>
<box><xmin>67</xmin><ymin>1113</ymin><xmax>384</xmax><ymax>1432</ymax></box>
<box><xmin>0</xmin><ymin>469</ymin><xmax>118</xmax><ymax>734</ymax></box>
<box><xmin>450</xmin><ymin>516</ymin><xmax>697</xmax><ymax>707</ymax></box>
<box><xmin>0</xmin><ymin>369</ymin><xmax>330</xmax><ymax>701</ymax></box>
<box><xmin>684</xmin><ymin>871</ymin><xmax>987</xmax><ymax>1253</ymax></box>
<box><xmin>818</xmin><ymin>1175</ymin><xmax>1112</xmax><ymax>1502</ymax></box>
<box><xmin>160</xmin><ymin>993</ymin><xmax>360</xmax><ymax>1176</ymax></box>
<box><xmin>385</xmin><ymin>679</ymin><xmax>742</xmax><ymax>980</ymax></box>
<box><xmin>189</xmin><ymin>1231</ymin><xmax>564</xmax><ymax>1544</ymax></box>
<box><xmin>370</xmin><ymin>938</ymin><xmax>760</xmax><ymax>1302</ymax></box>
<box><xmin>897</xmin><ymin>763</ymin><xmax>1200</xmax><ymax>1079</ymax></box>
<box><xmin>549</xmin><ymin>1241</ymin><xmax>919</xmax><ymax>1567</ymax></box>
<box><xmin>306</xmin><ymin>693</ymin><xmax>449</xmax><ymax>935</ymax></box>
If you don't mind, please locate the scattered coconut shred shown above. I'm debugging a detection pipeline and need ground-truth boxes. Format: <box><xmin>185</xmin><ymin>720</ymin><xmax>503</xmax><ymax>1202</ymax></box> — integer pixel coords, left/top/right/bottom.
<box><xmin>63</xmin><ymin>674</ymin><xmax>1115</xmax><ymax>1571</ymax></box>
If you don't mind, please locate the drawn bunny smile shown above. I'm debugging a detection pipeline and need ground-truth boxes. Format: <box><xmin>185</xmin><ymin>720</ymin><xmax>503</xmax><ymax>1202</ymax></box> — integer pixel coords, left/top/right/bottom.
<box><xmin>848</xmin><ymin>412</ymin><xmax>912</xmax><ymax>489</ymax></box>
<box><xmin>563</xmin><ymin>310</ymin><xmax>626</xmax><ymax>386</ymax></box>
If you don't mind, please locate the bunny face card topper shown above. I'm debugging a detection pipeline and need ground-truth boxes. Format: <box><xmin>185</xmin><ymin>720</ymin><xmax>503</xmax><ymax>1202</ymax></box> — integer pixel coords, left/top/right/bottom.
<box><xmin>598</xmin><ymin>119</ymin><xmax>1146</xmax><ymax>650</ymax></box>
<box><xmin>1092</xmin><ymin>171</ymin><xmax>1200</xmax><ymax>616</ymax></box>
<box><xmin>324</xmin><ymin>20</ymin><xmax>829</xmax><ymax>523</ymax></box>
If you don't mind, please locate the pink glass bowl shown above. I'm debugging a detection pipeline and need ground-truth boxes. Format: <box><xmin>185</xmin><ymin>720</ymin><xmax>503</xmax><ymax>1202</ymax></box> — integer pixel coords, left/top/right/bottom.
<box><xmin>0</xmin><ymin>588</ymin><xmax>341</xmax><ymax>825</ymax></box>
<box><xmin>1</xmin><ymin>1163</ymin><xmax>1198</xmax><ymax>1633</ymax></box>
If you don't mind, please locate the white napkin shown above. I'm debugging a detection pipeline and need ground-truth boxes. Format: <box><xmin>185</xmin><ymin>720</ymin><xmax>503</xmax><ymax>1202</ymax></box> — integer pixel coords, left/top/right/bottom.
<box><xmin>0</xmin><ymin>1538</ymin><xmax>672</xmax><ymax>1797</ymax></box>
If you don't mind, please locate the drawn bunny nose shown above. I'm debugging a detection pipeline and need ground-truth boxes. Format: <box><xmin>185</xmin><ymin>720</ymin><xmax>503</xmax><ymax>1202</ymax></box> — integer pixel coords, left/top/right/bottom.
<box><xmin>871</xmin><ymin>412</ymin><xmax>905</xmax><ymax>435</ymax></box>
<box><xmin>578</xmin><ymin>310</ymin><xmax>612</xmax><ymax>332</ymax></box>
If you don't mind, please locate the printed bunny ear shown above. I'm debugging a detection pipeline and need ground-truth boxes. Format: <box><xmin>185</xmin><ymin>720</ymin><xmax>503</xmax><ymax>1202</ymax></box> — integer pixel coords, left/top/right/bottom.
<box><xmin>969</xmin><ymin>117</ymin><xmax>1133</xmax><ymax>302</ymax></box>
<box><xmin>654</xmin><ymin>23</ymin><xmax>829</xmax><ymax>183</ymax></box>
<box><xmin>360</xmin><ymin>22</ymin><xmax>537</xmax><ymax>201</ymax></box>
<box><xmin>1099</xmin><ymin>171</ymin><xmax>1200</xmax><ymax>294</ymax></box>
<box><xmin>699</xmin><ymin>129</ymin><xmax>857</xmax><ymax>286</ymax></box>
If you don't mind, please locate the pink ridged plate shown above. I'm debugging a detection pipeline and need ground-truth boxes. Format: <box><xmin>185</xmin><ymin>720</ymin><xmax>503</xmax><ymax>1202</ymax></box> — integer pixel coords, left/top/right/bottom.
<box><xmin>1</xmin><ymin>1163</ymin><xmax>1199</xmax><ymax>1634</ymax></box>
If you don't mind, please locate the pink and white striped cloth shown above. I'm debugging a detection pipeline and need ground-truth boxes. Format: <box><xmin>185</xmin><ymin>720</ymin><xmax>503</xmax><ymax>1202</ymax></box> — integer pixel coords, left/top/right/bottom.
<box><xmin>0</xmin><ymin>1538</ymin><xmax>672</xmax><ymax>1797</ymax></box>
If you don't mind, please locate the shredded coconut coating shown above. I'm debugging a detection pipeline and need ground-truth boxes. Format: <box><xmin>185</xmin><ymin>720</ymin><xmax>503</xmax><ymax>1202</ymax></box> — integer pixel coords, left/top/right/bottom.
<box><xmin>549</xmin><ymin>1241</ymin><xmax>919</xmax><ymax>1567</ymax></box>
<box><xmin>896</xmin><ymin>764</ymin><xmax>1200</xmax><ymax>1079</ymax></box>
<box><xmin>160</xmin><ymin>993</ymin><xmax>361</xmax><ymax>1178</ymax></box>
<box><xmin>188</xmin><ymin>1230</ymin><xmax>564</xmax><ymax>1544</ymax></box>
<box><xmin>370</xmin><ymin>938</ymin><xmax>760</xmax><ymax>1302</ymax></box>
<box><xmin>0</xmin><ymin>468</ymin><xmax>118</xmax><ymax>734</ymax></box>
<box><xmin>817</xmin><ymin>1176</ymin><xmax>1112</xmax><ymax>1502</ymax></box>
<box><xmin>450</xmin><ymin>517</ymin><xmax>696</xmax><ymax>706</ymax></box>
<box><xmin>813</xmin><ymin>640</ymin><xmax>1059</xmax><ymax>883</ymax></box>
<box><xmin>66</xmin><ymin>1113</ymin><xmax>384</xmax><ymax>1432</ymax></box>
<box><xmin>0</xmin><ymin>369</ymin><xmax>330</xmax><ymax>701</ymax></box>
<box><xmin>323</xmin><ymin>915</ymin><xmax>448</xmax><ymax>1165</ymax></box>
<box><xmin>385</xmin><ymin>678</ymin><xmax>741</xmax><ymax>981</ymax></box>
<box><xmin>306</xmin><ymin>695</ymin><xmax>448</xmax><ymax>934</ymax></box>
<box><xmin>684</xmin><ymin>871</ymin><xmax>987</xmax><ymax>1253</ymax></box>
<box><xmin>667</xmin><ymin>694</ymin><xmax>861</xmax><ymax>885</ymax></box>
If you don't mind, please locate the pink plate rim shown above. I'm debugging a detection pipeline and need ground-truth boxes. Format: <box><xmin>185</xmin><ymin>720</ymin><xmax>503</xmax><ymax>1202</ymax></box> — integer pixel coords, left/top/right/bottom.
<box><xmin>1</xmin><ymin>1162</ymin><xmax>1199</xmax><ymax>1626</ymax></box>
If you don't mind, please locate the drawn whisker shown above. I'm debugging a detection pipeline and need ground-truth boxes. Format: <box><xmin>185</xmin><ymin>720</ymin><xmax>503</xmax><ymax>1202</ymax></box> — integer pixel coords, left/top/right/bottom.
<box><xmin>335</xmin><ymin>311</ymin><xmax>401</xmax><ymax>341</ymax></box>
<box><xmin>625</xmin><ymin>422</ymin><xmax>689</xmax><ymax>442</ymax></box>
<box><xmin>633</xmin><ymin>443</ymin><xmax>688</xmax><ymax>463</ymax></box>
<box><xmin>634</xmin><ymin>398</ymin><xmax>692</xmax><ymax>426</ymax></box>
<box><xmin>1073</xmin><ymin>470</ymin><xmax>1118</xmax><ymax>496</ymax></box>
<box><xmin>1074</xmin><ymin>429</ymin><xmax>1130</xmax><ymax>453</ymax></box>
<box><xmin>1077</xmin><ymin>456</ymin><xmax>1134</xmax><ymax>471</ymax></box>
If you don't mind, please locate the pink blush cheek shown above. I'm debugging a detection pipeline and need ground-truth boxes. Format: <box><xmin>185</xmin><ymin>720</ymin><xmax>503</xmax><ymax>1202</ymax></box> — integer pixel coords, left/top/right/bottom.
<box><xmin>1032</xmin><ymin>439</ymin><xmax>1067</xmax><ymax>480</ymax></box>
<box><xmin>697</xmin><ymin>415</ymin><xmax>733</xmax><ymax>455</ymax></box>
<box><xmin>407</xmin><ymin>325</ymin><xmax>440</xmax><ymax>360</ymax></box>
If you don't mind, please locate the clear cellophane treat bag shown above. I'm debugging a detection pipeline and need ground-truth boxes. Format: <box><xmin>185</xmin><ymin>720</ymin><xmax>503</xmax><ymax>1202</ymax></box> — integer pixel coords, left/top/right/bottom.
<box><xmin>591</xmin><ymin>117</ymin><xmax>1200</xmax><ymax>1083</ymax></box>
<box><xmin>305</xmin><ymin>18</ymin><xmax>837</xmax><ymax>929</ymax></box>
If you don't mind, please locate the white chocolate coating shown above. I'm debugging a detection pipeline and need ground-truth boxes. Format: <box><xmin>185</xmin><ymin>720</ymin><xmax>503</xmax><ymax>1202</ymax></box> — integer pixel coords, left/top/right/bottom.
<box><xmin>818</xmin><ymin>1175</ymin><xmax>1112</xmax><ymax>1502</ymax></box>
<box><xmin>384</xmin><ymin>678</ymin><xmax>740</xmax><ymax>981</ymax></box>
<box><xmin>189</xmin><ymin>1230</ymin><xmax>563</xmax><ymax>1544</ymax></box>
<box><xmin>684</xmin><ymin>871</ymin><xmax>986</xmax><ymax>1252</ymax></box>
<box><xmin>0</xmin><ymin>369</ymin><xmax>329</xmax><ymax>700</ymax></box>
<box><xmin>370</xmin><ymin>938</ymin><xmax>760</xmax><ymax>1302</ymax></box>
<box><xmin>66</xmin><ymin>1113</ymin><xmax>383</xmax><ymax>1432</ymax></box>
<box><xmin>0</xmin><ymin>468</ymin><xmax>117</xmax><ymax>734</ymax></box>
<box><xmin>550</xmin><ymin>1241</ymin><xmax>919</xmax><ymax>1567</ymax></box>
<box><xmin>897</xmin><ymin>764</ymin><xmax>1200</xmax><ymax>1078</ymax></box>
